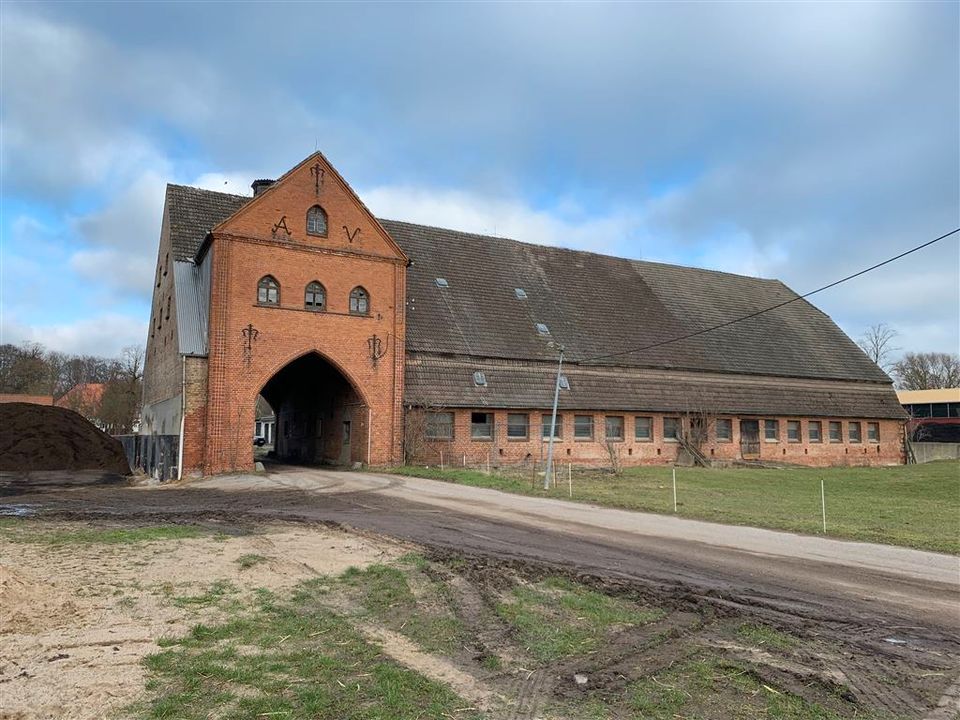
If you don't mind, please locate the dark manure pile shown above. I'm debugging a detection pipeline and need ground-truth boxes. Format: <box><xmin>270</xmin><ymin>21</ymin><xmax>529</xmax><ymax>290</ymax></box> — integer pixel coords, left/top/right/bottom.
<box><xmin>0</xmin><ymin>403</ymin><xmax>130</xmax><ymax>474</ymax></box>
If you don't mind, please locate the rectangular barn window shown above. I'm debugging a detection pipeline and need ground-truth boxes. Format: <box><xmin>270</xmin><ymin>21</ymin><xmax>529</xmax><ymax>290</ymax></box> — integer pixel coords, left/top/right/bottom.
<box><xmin>764</xmin><ymin>419</ymin><xmax>779</xmax><ymax>441</ymax></box>
<box><xmin>635</xmin><ymin>416</ymin><xmax>652</xmax><ymax>441</ymax></box>
<box><xmin>470</xmin><ymin>412</ymin><xmax>493</xmax><ymax>439</ymax></box>
<box><xmin>716</xmin><ymin>418</ymin><xmax>732</xmax><ymax>442</ymax></box>
<box><xmin>809</xmin><ymin>421</ymin><xmax>822</xmax><ymax>443</ymax></box>
<box><xmin>787</xmin><ymin>420</ymin><xmax>801</xmax><ymax>442</ymax></box>
<box><xmin>829</xmin><ymin>421</ymin><xmax>843</xmax><ymax>443</ymax></box>
<box><xmin>867</xmin><ymin>422</ymin><xmax>880</xmax><ymax>442</ymax></box>
<box><xmin>542</xmin><ymin>414</ymin><xmax>562</xmax><ymax>440</ymax></box>
<box><xmin>574</xmin><ymin>415</ymin><xmax>594</xmax><ymax>440</ymax></box>
<box><xmin>426</xmin><ymin>412</ymin><xmax>454</xmax><ymax>440</ymax></box>
<box><xmin>848</xmin><ymin>421</ymin><xmax>862</xmax><ymax>443</ymax></box>
<box><xmin>663</xmin><ymin>417</ymin><xmax>680</xmax><ymax>441</ymax></box>
<box><xmin>507</xmin><ymin>413</ymin><xmax>529</xmax><ymax>439</ymax></box>
<box><xmin>605</xmin><ymin>416</ymin><xmax>624</xmax><ymax>441</ymax></box>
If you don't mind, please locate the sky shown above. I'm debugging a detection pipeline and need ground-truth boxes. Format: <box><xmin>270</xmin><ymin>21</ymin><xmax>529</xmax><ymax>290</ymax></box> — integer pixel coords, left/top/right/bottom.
<box><xmin>2</xmin><ymin>1</ymin><xmax>958</xmax><ymax>361</ymax></box>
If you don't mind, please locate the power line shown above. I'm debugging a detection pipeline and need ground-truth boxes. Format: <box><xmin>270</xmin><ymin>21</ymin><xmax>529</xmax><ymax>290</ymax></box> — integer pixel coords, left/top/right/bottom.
<box><xmin>580</xmin><ymin>227</ymin><xmax>960</xmax><ymax>364</ymax></box>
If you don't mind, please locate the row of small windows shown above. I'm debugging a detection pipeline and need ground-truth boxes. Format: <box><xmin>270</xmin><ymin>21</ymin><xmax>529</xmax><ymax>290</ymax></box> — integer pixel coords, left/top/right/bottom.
<box><xmin>425</xmin><ymin>412</ymin><xmax>882</xmax><ymax>443</ymax></box>
<box><xmin>256</xmin><ymin>276</ymin><xmax>369</xmax><ymax>315</ymax></box>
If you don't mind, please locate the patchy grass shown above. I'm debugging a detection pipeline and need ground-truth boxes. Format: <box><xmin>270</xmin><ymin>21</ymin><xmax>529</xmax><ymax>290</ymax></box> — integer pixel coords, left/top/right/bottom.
<box><xmin>386</xmin><ymin>461</ymin><xmax>960</xmax><ymax>553</ymax></box>
<box><xmin>172</xmin><ymin>580</ymin><xmax>238</xmax><ymax>609</ymax></box>
<box><xmin>136</xmin><ymin>586</ymin><xmax>482</xmax><ymax>720</ymax></box>
<box><xmin>737</xmin><ymin>623</ymin><xmax>800</xmax><ymax>651</ymax></box>
<box><xmin>0</xmin><ymin>520</ymin><xmax>206</xmax><ymax>545</ymax></box>
<box><xmin>235</xmin><ymin>553</ymin><xmax>268</xmax><ymax>570</ymax></box>
<box><xmin>318</xmin><ymin>557</ymin><xmax>467</xmax><ymax>655</ymax></box>
<box><xmin>496</xmin><ymin>576</ymin><xmax>663</xmax><ymax>663</ymax></box>
<box><xmin>628</xmin><ymin>653</ymin><xmax>854</xmax><ymax>720</ymax></box>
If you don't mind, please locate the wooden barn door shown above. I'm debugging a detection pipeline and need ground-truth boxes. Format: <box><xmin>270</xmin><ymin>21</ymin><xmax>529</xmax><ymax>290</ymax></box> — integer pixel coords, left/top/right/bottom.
<box><xmin>740</xmin><ymin>420</ymin><xmax>760</xmax><ymax>459</ymax></box>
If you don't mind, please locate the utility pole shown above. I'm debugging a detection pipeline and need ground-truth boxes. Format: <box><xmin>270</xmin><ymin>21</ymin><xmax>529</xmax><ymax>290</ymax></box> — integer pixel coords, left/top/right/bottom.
<box><xmin>544</xmin><ymin>342</ymin><xmax>565</xmax><ymax>491</ymax></box>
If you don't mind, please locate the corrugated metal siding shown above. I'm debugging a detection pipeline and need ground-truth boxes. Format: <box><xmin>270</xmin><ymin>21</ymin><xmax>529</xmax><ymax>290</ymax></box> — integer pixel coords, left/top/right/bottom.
<box><xmin>173</xmin><ymin>257</ymin><xmax>210</xmax><ymax>356</ymax></box>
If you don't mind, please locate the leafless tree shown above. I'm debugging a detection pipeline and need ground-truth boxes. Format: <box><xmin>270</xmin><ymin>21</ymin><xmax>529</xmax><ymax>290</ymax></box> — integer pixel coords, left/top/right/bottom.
<box><xmin>857</xmin><ymin>323</ymin><xmax>899</xmax><ymax>371</ymax></box>
<box><xmin>893</xmin><ymin>352</ymin><xmax>960</xmax><ymax>390</ymax></box>
<box><xmin>604</xmin><ymin>440</ymin><xmax>623</xmax><ymax>475</ymax></box>
<box><xmin>403</xmin><ymin>400</ymin><xmax>448</xmax><ymax>465</ymax></box>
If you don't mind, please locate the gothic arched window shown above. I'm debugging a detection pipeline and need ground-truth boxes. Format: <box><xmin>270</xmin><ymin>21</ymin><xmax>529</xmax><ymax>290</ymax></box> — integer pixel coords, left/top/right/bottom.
<box><xmin>305</xmin><ymin>281</ymin><xmax>326</xmax><ymax>311</ymax></box>
<box><xmin>349</xmin><ymin>286</ymin><xmax>369</xmax><ymax>315</ymax></box>
<box><xmin>257</xmin><ymin>275</ymin><xmax>280</xmax><ymax>305</ymax></box>
<box><xmin>306</xmin><ymin>206</ymin><xmax>328</xmax><ymax>236</ymax></box>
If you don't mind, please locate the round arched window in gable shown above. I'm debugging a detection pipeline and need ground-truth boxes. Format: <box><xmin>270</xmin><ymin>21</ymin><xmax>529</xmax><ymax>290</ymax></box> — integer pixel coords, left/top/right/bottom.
<box><xmin>257</xmin><ymin>275</ymin><xmax>280</xmax><ymax>305</ymax></box>
<box><xmin>349</xmin><ymin>286</ymin><xmax>370</xmax><ymax>315</ymax></box>
<box><xmin>306</xmin><ymin>205</ymin><xmax>328</xmax><ymax>236</ymax></box>
<box><xmin>305</xmin><ymin>281</ymin><xmax>326</xmax><ymax>311</ymax></box>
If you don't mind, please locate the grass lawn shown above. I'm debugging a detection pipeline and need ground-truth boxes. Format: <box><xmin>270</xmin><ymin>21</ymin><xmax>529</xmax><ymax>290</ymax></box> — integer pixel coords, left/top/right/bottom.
<box><xmin>137</xmin><ymin>582</ymin><xmax>483</xmax><ymax>720</ymax></box>
<box><xmin>384</xmin><ymin>461</ymin><xmax>960</xmax><ymax>554</ymax></box>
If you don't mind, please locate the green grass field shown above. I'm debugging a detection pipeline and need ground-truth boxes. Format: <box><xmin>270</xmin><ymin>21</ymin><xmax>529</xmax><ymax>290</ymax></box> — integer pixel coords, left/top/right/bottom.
<box><xmin>385</xmin><ymin>461</ymin><xmax>960</xmax><ymax>553</ymax></box>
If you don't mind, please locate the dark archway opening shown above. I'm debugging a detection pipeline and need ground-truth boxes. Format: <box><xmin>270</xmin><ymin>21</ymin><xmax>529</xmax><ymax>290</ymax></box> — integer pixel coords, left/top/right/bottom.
<box><xmin>258</xmin><ymin>353</ymin><xmax>368</xmax><ymax>466</ymax></box>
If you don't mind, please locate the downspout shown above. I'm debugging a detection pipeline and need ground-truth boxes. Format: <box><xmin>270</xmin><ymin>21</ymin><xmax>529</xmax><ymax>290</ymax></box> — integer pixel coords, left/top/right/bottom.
<box><xmin>177</xmin><ymin>355</ymin><xmax>185</xmax><ymax>481</ymax></box>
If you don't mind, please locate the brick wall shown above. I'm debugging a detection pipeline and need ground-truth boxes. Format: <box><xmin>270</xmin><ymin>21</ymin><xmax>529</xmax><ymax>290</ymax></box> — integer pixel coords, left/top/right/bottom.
<box><xmin>412</xmin><ymin>409</ymin><xmax>904</xmax><ymax>468</ymax></box>
<box><xmin>199</xmin><ymin>154</ymin><xmax>407</xmax><ymax>474</ymax></box>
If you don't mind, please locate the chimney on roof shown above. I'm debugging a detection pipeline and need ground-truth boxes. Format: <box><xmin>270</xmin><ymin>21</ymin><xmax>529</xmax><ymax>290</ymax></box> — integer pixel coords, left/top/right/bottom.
<box><xmin>251</xmin><ymin>179</ymin><xmax>275</xmax><ymax>197</ymax></box>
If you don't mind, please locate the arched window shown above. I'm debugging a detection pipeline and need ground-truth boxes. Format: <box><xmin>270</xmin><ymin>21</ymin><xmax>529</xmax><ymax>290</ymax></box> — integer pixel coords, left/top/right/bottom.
<box><xmin>306</xmin><ymin>206</ymin><xmax>328</xmax><ymax>236</ymax></box>
<box><xmin>349</xmin><ymin>286</ymin><xmax>370</xmax><ymax>315</ymax></box>
<box><xmin>257</xmin><ymin>275</ymin><xmax>280</xmax><ymax>305</ymax></box>
<box><xmin>304</xmin><ymin>281</ymin><xmax>326</xmax><ymax>311</ymax></box>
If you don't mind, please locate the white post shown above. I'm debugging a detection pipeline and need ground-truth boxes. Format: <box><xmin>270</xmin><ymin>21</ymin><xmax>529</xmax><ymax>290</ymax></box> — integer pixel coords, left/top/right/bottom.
<box><xmin>486</xmin><ymin>451</ymin><xmax>490</xmax><ymax>475</ymax></box>
<box><xmin>821</xmin><ymin>478</ymin><xmax>827</xmax><ymax>534</ymax></box>
<box><xmin>672</xmin><ymin>468</ymin><xmax>678</xmax><ymax>513</ymax></box>
<box><xmin>462</xmin><ymin>453</ymin><xmax>466</xmax><ymax>467</ymax></box>
<box><xmin>440</xmin><ymin>450</ymin><xmax>444</xmax><ymax>471</ymax></box>
<box><xmin>568</xmin><ymin>463</ymin><xmax>572</xmax><ymax>498</ymax></box>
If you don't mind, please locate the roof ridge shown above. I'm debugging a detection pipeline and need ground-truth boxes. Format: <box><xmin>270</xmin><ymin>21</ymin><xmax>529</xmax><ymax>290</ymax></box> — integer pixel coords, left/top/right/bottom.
<box><xmin>167</xmin><ymin>182</ymin><xmax>251</xmax><ymax>201</ymax></box>
<box><xmin>378</xmin><ymin>217</ymin><xmax>779</xmax><ymax>284</ymax></box>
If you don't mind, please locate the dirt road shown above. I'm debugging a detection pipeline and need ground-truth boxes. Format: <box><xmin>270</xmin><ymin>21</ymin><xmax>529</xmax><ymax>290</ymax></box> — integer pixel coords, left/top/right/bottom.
<box><xmin>3</xmin><ymin>465</ymin><xmax>959</xmax><ymax>718</ymax></box>
<box><xmin>5</xmin><ymin>466</ymin><xmax>958</xmax><ymax>633</ymax></box>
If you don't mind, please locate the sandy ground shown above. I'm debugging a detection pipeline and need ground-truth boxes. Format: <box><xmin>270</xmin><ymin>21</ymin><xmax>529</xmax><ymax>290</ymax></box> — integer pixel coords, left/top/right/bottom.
<box><xmin>0</xmin><ymin>522</ymin><xmax>405</xmax><ymax>720</ymax></box>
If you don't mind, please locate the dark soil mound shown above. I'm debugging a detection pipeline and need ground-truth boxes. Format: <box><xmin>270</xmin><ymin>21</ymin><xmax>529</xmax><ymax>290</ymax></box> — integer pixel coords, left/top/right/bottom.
<box><xmin>0</xmin><ymin>403</ymin><xmax>130</xmax><ymax>474</ymax></box>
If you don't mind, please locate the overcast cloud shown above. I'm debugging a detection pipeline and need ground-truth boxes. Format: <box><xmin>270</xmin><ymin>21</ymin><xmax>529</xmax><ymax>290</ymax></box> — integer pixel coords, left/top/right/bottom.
<box><xmin>1</xmin><ymin>1</ymin><xmax>957</xmax><ymax>358</ymax></box>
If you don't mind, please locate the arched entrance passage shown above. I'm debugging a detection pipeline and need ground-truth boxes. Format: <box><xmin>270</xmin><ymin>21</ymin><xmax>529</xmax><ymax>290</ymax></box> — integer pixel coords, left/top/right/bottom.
<box><xmin>258</xmin><ymin>352</ymin><xmax>369</xmax><ymax>466</ymax></box>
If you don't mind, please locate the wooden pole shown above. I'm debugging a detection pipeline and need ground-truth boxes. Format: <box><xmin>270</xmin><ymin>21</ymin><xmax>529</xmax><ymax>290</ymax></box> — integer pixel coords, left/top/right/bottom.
<box><xmin>440</xmin><ymin>450</ymin><xmax>444</xmax><ymax>471</ymax></box>
<box><xmin>568</xmin><ymin>463</ymin><xmax>572</xmax><ymax>498</ymax></box>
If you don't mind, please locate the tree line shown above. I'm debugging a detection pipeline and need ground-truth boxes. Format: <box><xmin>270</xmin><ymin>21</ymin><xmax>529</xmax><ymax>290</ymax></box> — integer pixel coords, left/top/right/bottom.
<box><xmin>0</xmin><ymin>342</ymin><xmax>144</xmax><ymax>434</ymax></box>
<box><xmin>856</xmin><ymin>323</ymin><xmax>960</xmax><ymax>390</ymax></box>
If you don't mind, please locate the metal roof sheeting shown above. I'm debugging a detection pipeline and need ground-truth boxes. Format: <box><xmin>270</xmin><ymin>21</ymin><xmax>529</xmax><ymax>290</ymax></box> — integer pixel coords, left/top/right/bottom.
<box><xmin>173</xmin><ymin>257</ymin><xmax>211</xmax><ymax>356</ymax></box>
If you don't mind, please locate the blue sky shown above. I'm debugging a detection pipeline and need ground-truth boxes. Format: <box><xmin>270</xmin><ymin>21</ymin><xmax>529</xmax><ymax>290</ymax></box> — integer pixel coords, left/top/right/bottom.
<box><xmin>2</xmin><ymin>1</ymin><xmax>958</xmax><ymax>359</ymax></box>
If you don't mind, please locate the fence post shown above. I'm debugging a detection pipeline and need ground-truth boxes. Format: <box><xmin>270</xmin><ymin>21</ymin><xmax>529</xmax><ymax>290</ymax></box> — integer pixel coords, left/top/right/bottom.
<box><xmin>568</xmin><ymin>463</ymin><xmax>572</xmax><ymax>498</ymax></box>
<box><xmin>486</xmin><ymin>451</ymin><xmax>490</xmax><ymax>475</ymax></box>
<box><xmin>672</xmin><ymin>467</ymin><xmax>678</xmax><ymax>513</ymax></box>
<box><xmin>440</xmin><ymin>449</ymin><xmax>444</xmax><ymax>471</ymax></box>
<box><xmin>820</xmin><ymin>478</ymin><xmax>827</xmax><ymax>534</ymax></box>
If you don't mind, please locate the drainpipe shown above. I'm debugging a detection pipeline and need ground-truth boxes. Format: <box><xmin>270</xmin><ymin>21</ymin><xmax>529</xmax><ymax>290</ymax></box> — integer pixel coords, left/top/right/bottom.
<box><xmin>177</xmin><ymin>355</ymin><xmax>185</xmax><ymax>481</ymax></box>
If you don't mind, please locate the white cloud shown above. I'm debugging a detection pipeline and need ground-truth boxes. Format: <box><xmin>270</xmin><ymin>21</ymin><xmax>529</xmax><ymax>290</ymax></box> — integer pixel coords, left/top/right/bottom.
<box><xmin>362</xmin><ymin>184</ymin><xmax>642</xmax><ymax>256</ymax></box>
<box><xmin>2</xmin><ymin>312</ymin><xmax>146</xmax><ymax>357</ymax></box>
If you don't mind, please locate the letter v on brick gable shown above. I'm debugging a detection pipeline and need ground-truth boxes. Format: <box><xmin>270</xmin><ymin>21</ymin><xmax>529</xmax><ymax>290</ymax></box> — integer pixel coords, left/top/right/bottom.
<box><xmin>207</xmin><ymin>151</ymin><xmax>409</xmax><ymax>265</ymax></box>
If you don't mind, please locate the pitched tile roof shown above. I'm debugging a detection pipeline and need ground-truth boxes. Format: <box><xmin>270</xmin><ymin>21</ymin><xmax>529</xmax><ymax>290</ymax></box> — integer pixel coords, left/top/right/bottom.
<box><xmin>405</xmin><ymin>355</ymin><xmax>906</xmax><ymax>418</ymax></box>
<box><xmin>382</xmin><ymin>219</ymin><xmax>889</xmax><ymax>383</ymax></box>
<box><xmin>163</xmin><ymin>184</ymin><xmax>891</xmax><ymax>389</ymax></box>
<box><xmin>166</xmin><ymin>184</ymin><xmax>250</xmax><ymax>261</ymax></box>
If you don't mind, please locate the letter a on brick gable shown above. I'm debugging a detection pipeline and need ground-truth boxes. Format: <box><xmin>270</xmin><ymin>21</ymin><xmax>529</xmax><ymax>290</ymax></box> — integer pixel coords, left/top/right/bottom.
<box><xmin>211</xmin><ymin>152</ymin><xmax>408</xmax><ymax>264</ymax></box>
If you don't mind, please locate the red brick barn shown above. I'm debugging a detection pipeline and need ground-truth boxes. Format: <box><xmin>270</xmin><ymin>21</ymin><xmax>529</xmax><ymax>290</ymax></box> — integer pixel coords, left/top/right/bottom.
<box><xmin>141</xmin><ymin>152</ymin><xmax>905</xmax><ymax>477</ymax></box>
